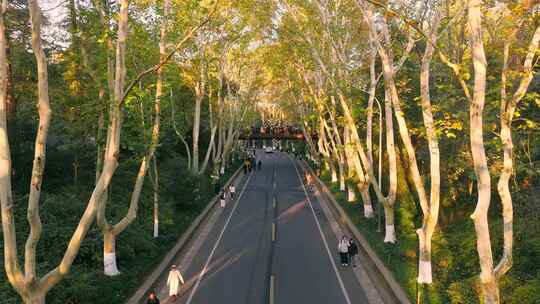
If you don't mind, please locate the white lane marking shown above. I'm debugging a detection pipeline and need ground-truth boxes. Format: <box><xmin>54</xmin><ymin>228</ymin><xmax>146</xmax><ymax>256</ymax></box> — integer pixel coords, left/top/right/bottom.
<box><xmin>185</xmin><ymin>172</ymin><xmax>254</xmax><ymax>304</ymax></box>
<box><xmin>289</xmin><ymin>156</ymin><xmax>352</xmax><ymax>304</ymax></box>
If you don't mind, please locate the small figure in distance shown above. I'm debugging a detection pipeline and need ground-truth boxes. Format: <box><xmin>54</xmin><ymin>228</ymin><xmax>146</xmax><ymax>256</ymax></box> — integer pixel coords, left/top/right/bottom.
<box><xmin>348</xmin><ymin>238</ymin><xmax>359</xmax><ymax>268</ymax></box>
<box><xmin>243</xmin><ymin>159</ymin><xmax>249</xmax><ymax>173</ymax></box>
<box><xmin>146</xmin><ymin>290</ymin><xmax>160</xmax><ymax>304</ymax></box>
<box><xmin>338</xmin><ymin>236</ymin><xmax>350</xmax><ymax>266</ymax></box>
<box><xmin>258</xmin><ymin>160</ymin><xmax>262</xmax><ymax>170</ymax></box>
<box><xmin>229</xmin><ymin>184</ymin><xmax>236</xmax><ymax>199</ymax></box>
<box><xmin>167</xmin><ymin>265</ymin><xmax>184</xmax><ymax>302</ymax></box>
<box><xmin>220</xmin><ymin>190</ymin><xmax>226</xmax><ymax>208</ymax></box>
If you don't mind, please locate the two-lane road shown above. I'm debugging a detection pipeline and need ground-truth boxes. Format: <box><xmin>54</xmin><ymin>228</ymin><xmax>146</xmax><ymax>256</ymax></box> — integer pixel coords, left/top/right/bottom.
<box><xmin>151</xmin><ymin>151</ymin><xmax>378</xmax><ymax>304</ymax></box>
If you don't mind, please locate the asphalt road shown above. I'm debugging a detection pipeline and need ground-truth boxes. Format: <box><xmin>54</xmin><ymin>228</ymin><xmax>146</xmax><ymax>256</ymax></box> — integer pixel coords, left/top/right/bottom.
<box><xmin>151</xmin><ymin>151</ymin><xmax>372</xmax><ymax>304</ymax></box>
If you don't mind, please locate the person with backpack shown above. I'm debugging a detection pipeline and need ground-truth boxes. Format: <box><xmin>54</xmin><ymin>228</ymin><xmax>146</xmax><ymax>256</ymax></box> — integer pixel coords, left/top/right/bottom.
<box><xmin>338</xmin><ymin>236</ymin><xmax>350</xmax><ymax>266</ymax></box>
<box><xmin>348</xmin><ymin>238</ymin><xmax>359</xmax><ymax>267</ymax></box>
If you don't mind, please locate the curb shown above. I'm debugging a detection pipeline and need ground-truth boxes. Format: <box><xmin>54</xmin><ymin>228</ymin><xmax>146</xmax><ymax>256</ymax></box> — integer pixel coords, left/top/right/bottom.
<box><xmin>125</xmin><ymin>165</ymin><xmax>244</xmax><ymax>304</ymax></box>
<box><xmin>300</xmin><ymin>160</ymin><xmax>412</xmax><ymax>304</ymax></box>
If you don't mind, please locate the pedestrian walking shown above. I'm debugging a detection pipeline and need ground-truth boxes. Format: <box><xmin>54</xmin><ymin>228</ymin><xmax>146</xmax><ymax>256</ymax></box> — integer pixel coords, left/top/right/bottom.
<box><xmin>220</xmin><ymin>190</ymin><xmax>226</xmax><ymax>207</ymax></box>
<box><xmin>348</xmin><ymin>238</ymin><xmax>359</xmax><ymax>267</ymax></box>
<box><xmin>257</xmin><ymin>160</ymin><xmax>262</xmax><ymax>170</ymax></box>
<box><xmin>229</xmin><ymin>184</ymin><xmax>236</xmax><ymax>199</ymax></box>
<box><xmin>338</xmin><ymin>236</ymin><xmax>350</xmax><ymax>266</ymax></box>
<box><xmin>146</xmin><ymin>290</ymin><xmax>160</xmax><ymax>304</ymax></box>
<box><xmin>167</xmin><ymin>265</ymin><xmax>184</xmax><ymax>301</ymax></box>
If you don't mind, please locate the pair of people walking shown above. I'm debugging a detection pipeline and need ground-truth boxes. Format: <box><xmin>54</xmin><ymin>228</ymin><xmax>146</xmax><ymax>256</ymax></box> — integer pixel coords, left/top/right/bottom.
<box><xmin>338</xmin><ymin>236</ymin><xmax>358</xmax><ymax>267</ymax></box>
<box><xmin>219</xmin><ymin>184</ymin><xmax>236</xmax><ymax>208</ymax></box>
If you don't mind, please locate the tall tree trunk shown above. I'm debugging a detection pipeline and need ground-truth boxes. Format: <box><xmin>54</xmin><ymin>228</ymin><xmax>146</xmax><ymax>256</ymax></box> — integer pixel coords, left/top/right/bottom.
<box><xmin>381</xmin><ymin>91</ymin><xmax>398</xmax><ymax>243</ymax></box>
<box><xmin>25</xmin><ymin>0</ymin><xmax>53</xmax><ymax>286</ymax></box>
<box><xmin>467</xmin><ymin>1</ymin><xmax>498</xmax><ymax>302</ymax></box>
<box><xmin>95</xmin><ymin>0</ymin><xmax>130</xmax><ymax>276</ymax></box>
<box><xmin>192</xmin><ymin>93</ymin><xmax>202</xmax><ymax>174</ymax></box>
<box><xmin>343</xmin><ymin>126</ymin><xmax>357</xmax><ymax>202</ymax></box>
<box><xmin>366</xmin><ymin>37</ymin><xmax>377</xmax><ymax>167</ymax></box>
<box><xmin>344</xmin><ymin>124</ymin><xmax>373</xmax><ymax>216</ymax></box>
<box><xmin>416</xmin><ymin>15</ymin><xmax>441</xmax><ymax>284</ymax></box>
<box><xmin>0</xmin><ymin>0</ymin><xmax>23</xmax><ymax>294</ymax></box>
<box><xmin>326</xmin><ymin>96</ymin><xmax>346</xmax><ymax>191</ymax></box>
<box><xmin>494</xmin><ymin>16</ymin><xmax>540</xmax><ymax>287</ymax></box>
<box><xmin>97</xmin><ymin>0</ymin><xmax>167</xmax><ymax>275</ymax></box>
<box><xmin>152</xmin><ymin>156</ymin><xmax>159</xmax><ymax>238</ymax></box>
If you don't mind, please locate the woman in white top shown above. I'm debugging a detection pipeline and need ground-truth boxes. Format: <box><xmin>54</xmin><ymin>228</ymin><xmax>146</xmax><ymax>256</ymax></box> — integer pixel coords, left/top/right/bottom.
<box><xmin>338</xmin><ymin>236</ymin><xmax>350</xmax><ymax>266</ymax></box>
<box><xmin>167</xmin><ymin>265</ymin><xmax>185</xmax><ymax>300</ymax></box>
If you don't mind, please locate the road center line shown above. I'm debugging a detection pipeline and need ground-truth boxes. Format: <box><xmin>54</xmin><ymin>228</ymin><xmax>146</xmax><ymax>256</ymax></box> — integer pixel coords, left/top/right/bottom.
<box><xmin>185</xmin><ymin>172</ymin><xmax>254</xmax><ymax>304</ymax></box>
<box><xmin>289</xmin><ymin>155</ymin><xmax>353</xmax><ymax>304</ymax></box>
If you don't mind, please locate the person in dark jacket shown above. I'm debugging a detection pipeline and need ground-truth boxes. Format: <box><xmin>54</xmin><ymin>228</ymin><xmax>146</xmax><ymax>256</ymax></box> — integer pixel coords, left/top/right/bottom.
<box><xmin>146</xmin><ymin>290</ymin><xmax>160</xmax><ymax>304</ymax></box>
<box><xmin>348</xmin><ymin>238</ymin><xmax>359</xmax><ymax>267</ymax></box>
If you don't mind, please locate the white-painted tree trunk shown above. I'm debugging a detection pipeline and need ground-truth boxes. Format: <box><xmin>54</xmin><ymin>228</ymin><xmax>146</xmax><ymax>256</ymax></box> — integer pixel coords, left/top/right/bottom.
<box><xmin>103</xmin><ymin>231</ymin><xmax>120</xmax><ymax>276</ymax></box>
<box><xmin>331</xmin><ymin>166</ymin><xmax>338</xmax><ymax>182</ymax></box>
<box><xmin>361</xmin><ymin>190</ymin><xmax>374</xmax><ymax>218</ymax></box>
<box><xmin>417</xmin><ymin>228</ymin><xmax>433</xmax><ymax>283</ymax></box>
<box><xmin>384</xmin><ymin>206</ymin><xmax>396</xmax><ymax>243</ymax></box>
<box><xmin>347</xmin><ymin>186</ymin><xmax>356</xmax><ymax>202</ymax></box>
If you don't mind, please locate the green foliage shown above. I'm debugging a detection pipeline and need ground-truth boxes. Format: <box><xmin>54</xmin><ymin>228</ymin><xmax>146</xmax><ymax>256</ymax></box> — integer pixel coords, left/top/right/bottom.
<box><xmin>316</xmin><ymin>156</ymin><xmax>540</xmax><ymax>304</ymax></box>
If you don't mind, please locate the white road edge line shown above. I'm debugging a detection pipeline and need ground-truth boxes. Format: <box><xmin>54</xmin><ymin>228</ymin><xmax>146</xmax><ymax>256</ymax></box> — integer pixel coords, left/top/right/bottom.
<box><xmin>185</xmin><ymin>172</ymin><xmax>254</xmax><ymax>304</ymax></box>
<box><xmin>289</xmin><ymin>156</ymin><xmax>353</xmax><ymax>304</ymax></box>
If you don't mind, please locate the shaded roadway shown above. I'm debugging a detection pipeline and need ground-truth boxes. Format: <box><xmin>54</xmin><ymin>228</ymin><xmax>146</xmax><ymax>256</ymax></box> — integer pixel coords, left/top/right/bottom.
<box><xmin>150</xmin><ymin>151</ymin><xmax>371</xmax><ymax>304</ymax></box>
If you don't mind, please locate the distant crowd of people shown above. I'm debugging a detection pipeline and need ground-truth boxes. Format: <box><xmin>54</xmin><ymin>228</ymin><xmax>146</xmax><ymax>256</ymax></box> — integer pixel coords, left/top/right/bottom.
<box><xmin>251</xmin><ymin>125</ymin><xmax>302</xmax><ymax>136</ymax></box>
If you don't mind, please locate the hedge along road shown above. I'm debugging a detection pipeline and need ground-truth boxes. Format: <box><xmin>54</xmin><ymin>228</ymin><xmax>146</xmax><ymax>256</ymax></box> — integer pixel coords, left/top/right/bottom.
<box><xmin>149</xmin><ymin>151</ymin><xmax>375</xmax><ymax>304</ymax></box>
